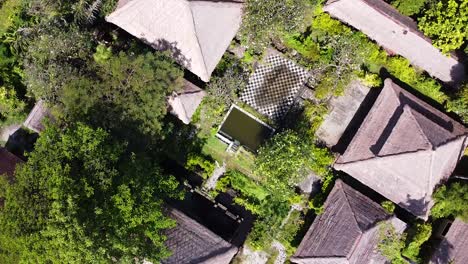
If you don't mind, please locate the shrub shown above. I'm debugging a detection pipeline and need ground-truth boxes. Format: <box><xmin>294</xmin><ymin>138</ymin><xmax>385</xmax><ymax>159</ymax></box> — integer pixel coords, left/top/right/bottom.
<box><xmin>392</xmin><ymin>0</ymin><xmax>427</xmax><ymax>16</ymax></box>
<box><xmin>240</xmin><ymin>0</ymin><xmax>313</xmax><ymax>50</ymax></box>
<box><xmin>418</xmin><ymin>0</ymin><xmax>468</xmax><ymax>53</ymax></box>
<box><xmin>402</xmin><ymin>223</ymin><xmax>432</xmax><ymax>263</ymax></box>
<box><xmin>381</xmin><ymin>200</ymin><xmax>396</xmax><ymax>214</ymax></box>
<box><xmin>431</xmin><ymin>182</ymin><xmax>468</xmax><ymax>221</ymax></box>
<box><xmin>0</xmin><ymin>86</ymin><xmax>25</xmax><ymax>126</ymax></box>
<box><xmin>185</xmin><ymin>153</ymin><xmax>216</xmax><ymax>179</ymax></box>
<box><xmin>378</xmin><ymin>223</ymin><xmax>409</xmax><ymax>264</ymax></box>
<box><xmin>446</xmin><ymin>83</ymin><xmax>468</xmax><ymax>124</ymax></box>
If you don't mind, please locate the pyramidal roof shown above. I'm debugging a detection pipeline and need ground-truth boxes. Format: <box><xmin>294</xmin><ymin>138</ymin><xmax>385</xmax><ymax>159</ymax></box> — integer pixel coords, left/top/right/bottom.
<box><xmin>335</xmin><ymin>79</ymin><xmax>468</xmax><ymax>218</ymax></box>
<box><xmin>106</xmin><ymin>0</ymin><xmax>243</xmax><ymax>82</ymax></box>
<box><xmin>168</xmin><ymin>80</ymin><xmax>206</xmax><ymax>124</ymax></box>
<box><xmin>292</xmin><ymin>180</ymin><xmax>406</xmax><ymax>264</ymax></box>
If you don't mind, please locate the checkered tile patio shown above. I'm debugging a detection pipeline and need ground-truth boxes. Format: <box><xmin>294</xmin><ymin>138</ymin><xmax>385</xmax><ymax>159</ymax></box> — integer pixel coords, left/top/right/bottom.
<box><xmin>240</xmin><ymin>55</ymin><xmax>309</xmax><ymax>121</ymax></box>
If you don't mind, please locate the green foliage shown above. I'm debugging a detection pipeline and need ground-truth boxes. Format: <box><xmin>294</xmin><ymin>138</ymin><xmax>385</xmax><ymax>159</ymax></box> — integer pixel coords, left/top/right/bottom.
<box><xmin>295</xmin><ymin>101</ymin><xmax>329</xmax><ymax>138</ymax></box>
<box><xmin>381</xmin><ymin>200</ymin><xmax>396</xmax><ymax>214</ymax></box>
<box><xmin>358</xmin><ymin>71</ymin><xmax>382</xmax><ymax>88</ymax></box>
<box><xmin>432</xmin><ymin>182</ymin><xmax>468</xmax><ymax>220</ymax></box>
<box><xmin>402</xmin><ymin>223</ymin><xmax>432</xmax><ymax>263</ymax></box>
<box><xmin>392</xmin><ymin>0</ymin><xmax>427</xmax><ymax>16</ymax></box>
<box><xmin>378</xmin><ymin>223</ymin><xmax>409</xmax><ymax>264</ymax></box>
<box><xmin>446</xmin><ymin>83</ymin><xmax>468</xmax><ymax>124</ymax></box>
<box><xmin>92</xmin><ymin>43</ymin><xmax>112</xmax><ymax>64</ymax></box>
<box><xmin>0</xmin><ymin>85</ymin><xmax>25</xmax><ymax>125</ymax></box>
<box><xmin>255</xmin><ymin>130</ymin><xmax>333</xmax><ymax>189</ymax></box>
<box><xmin>418</xmin><ymin>0</ymin><xmax>468</xmax><ymax>53</ymax></box>
<box><xmin>0</xmin><ymin>123</ymin><xmax>182</xmax><ymax>263</ymax></box>
<box><xmin>240</xmin><ymin>0</ymin><xmax>312</xmax><ymax>50</ymax></box>
<box><xmin>385</xmin><ymin>57</ymin><xmax>447</xmax><ymax>103</ymax></box>
<box><xmin>185</xmin><ymin>153</ymin><xmax>216</xmax><ymax>179</ymax></box>
<box><xmin>100</xmin><ymin>0</ymin><xmax>118</xmax><ymax>16</ymax></box>
<box><xmin>0</xmin><ymin>0</ymin><xmax>24</xmax><ymax>36</ymax></box>
<box><xmin>282</xmin><ymin>8</ymin><xmax>448</xmax><ymax>103</ymax></box>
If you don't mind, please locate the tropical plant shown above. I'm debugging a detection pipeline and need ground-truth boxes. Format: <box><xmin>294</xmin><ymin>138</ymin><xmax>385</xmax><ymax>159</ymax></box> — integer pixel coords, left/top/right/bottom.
<box><xmin>0</xmin><ymin>123</ymin><xmax>182</xmax><ymax>263</ymax></box>
<box><xmin>418</xmin><ymin>0</ymin><xmax>468</xmax><ymax>53</ymax></box>
<box><xmin>432</xmin><ymin>182</ymin><xmax>468</xmax><ymax>221</ymax></box>
<box><xmin>391</xmin><ymin>0</ymin><xmax>427</xmax><ymax>16</ymax></box>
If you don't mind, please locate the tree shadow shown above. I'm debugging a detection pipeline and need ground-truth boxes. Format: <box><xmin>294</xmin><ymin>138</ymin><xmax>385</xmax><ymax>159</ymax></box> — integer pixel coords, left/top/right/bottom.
<box><xmin>5</xmin><ymin>128</ymin><xmax>38</xmax><ymax>160</ymax></box>
<box><xmin>399</xmin><ymin>194</ymin><xmax>430</xmax><ymax>219</ymax></box>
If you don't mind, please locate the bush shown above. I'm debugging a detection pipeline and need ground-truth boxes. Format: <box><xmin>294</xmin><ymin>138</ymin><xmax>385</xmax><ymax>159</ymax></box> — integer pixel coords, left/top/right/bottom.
<box><xmin>418</xmin><ymin>0</ymin><xmax>468</xmax><ymax>53</ymax></box>
<box><xmin>392</xmin><ymin>0</ymin><xmax>427</xmax><ymax>16</ymax></box>
<box><xmin>378</xmin><ymin>223</ymin><xmax>409</xmax><ymax>264</ymax></box>
<box><xmin>431</xmin><ymin>182</ymin><xmax>468</xmax><ymax>220</ymax></box>
<box><xmin>240</xmin><ymin>0</ymin><xmax>312</xmax><ymax>50</ymax></box>
<box><xmin>185</xmin><ymin>153</ymin><xmax>216</xmax><ymax>179</ymax></box>
<box><xmin>0</xmin><ymin>86</ymin><xmax>25</xmax><ymax>126</ymax></box>
<box><xmin>446</xmin><ymin>83</ymin><xmax>468</xmax><ymax>124</ymax></box>
<box><xmin>402</xmin><ymin>223</ymin><xmax>432</xmax><ymax>263</ymax></box>
<box><xmin>381</xmin><ymin>200</ymin><xmax>396</xmax><ymax>214</ymax></box>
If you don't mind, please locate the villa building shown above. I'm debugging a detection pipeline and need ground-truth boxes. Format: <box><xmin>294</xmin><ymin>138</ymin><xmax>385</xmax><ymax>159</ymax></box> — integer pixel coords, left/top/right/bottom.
<box><xmin>106</xmin><ymin>0</ymin><xmax>243</xmax><ymax>82</ymax></box>
<box><xmin>334</xmin><ymin>79</ymin><xmax>468</xmax><ymax>218</ymax></box>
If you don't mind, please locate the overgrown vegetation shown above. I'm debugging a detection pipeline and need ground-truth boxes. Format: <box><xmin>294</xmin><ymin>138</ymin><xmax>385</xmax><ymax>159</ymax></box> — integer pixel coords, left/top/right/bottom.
<box><xmin>282</xmin><ymin>8</ymin><xmax>447</xmax><ymax>103</ymax></box>
<box><xmin>240</xmin><ymin>0</ymin><xmax>313</xmax><ymax>50</ymax></box>
<box><xmin>391</xmin><ymin>0</ymin><xmax>427</xmax><ymax>16</ymax></box>
<box><xmin>0</xmin><ymin>123</ymin><xmax>182</xmax><ymax>263</ymax></box>
<box><xmin>432</xmin><ymin>182</ymin><xmax>468</xmax><ymax>221</ymax></box>
<box><xmin>378</xmin><ymin>221</ymin><xmax>433</xmax><ymax>264</ymax></box>
<box><xmin>418</xmin><ymin>0</ymin><xmax>468</xmax><ymax>53</ymax></box>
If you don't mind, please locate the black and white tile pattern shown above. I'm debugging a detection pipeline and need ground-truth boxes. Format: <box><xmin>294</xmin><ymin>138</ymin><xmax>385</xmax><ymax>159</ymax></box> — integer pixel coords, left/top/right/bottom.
<box><xmin>240</xmin><ymin>55</ymin><xmax>309</xmax><ymax>121</ymax></box>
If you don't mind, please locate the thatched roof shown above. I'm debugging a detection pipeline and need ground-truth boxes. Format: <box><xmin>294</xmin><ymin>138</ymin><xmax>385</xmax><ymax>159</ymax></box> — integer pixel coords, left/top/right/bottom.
<box><xmin>335</xmin><ymin>79</ymin><xmax>468</xmax><ymax>218</ymax></box>
<box><xmin>168</xmin><ymin>80</ymin><xmax>206</xmax><ymax>124</ymax></box>
<box><xmin>323</xmin><ymin>0</ymin><xmax>466</xmax><ymax>85</ymax></box>
<box><xmin>23</xmin><ymin>100</ymin><xmax>50</xmax><ymax>133</ymax></box>
<box><xmin>291</xmin><ymin>180</ymin><xmax>406</xmax><ymax>264</ymax></box>
<box><xmin>106</xmin><ymin>0</ymin><xmax>243</xmax><ymax>82</ymax></box>
<box><xmin>162</xmin><ymin>208</ymin><xmax>238</xmax><ymax>264</ymax></box>
<box><xmin>430</xmin><ymin>219</ymin><xmax>468</xmax><ymax>264</ymax></box>
<box><xmin>0</xmin><ymin>148</ymin><xmax>22</xmax><ymax>180</ymax></box>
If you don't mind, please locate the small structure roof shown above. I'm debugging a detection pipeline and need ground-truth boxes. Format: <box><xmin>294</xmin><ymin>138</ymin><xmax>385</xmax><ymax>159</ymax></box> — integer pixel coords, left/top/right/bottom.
<box><xmin>23</xmin><ymin>100</ymin><xmax>51</xmax><ymax>133</ymax></box>
<box><xmin>168</xmin><ymin>80</ymin><xmax>206</xmax><ymax>124</ymax></box>
<box><xmin>430</xmin><ymin>219</ymin><xmax>468</xmax><ymax>264</ymax></box>
<box><xmin>106</xmin><ymin>0</ymin><xmax>243</xmax><ymax>82</ymax></box>
<box><xmin>162</xmin><ymin>208</ymin><xmax>238</xmax><ymax>264</ymax></box>
<box><xmin>323</xmin><ymin>0</ymin><xmax>466</xmax><ymax>85</ymax></box>
<box><xmin>291</xmin><ymin>180</ymin><xmax>406</xmax><ymax>264</ymax></box>
<box><xmin>335</xmin><ymin>79</ymin><xmax>468</xmax><ymax>218</ymax></box>
<box><xmin>316</xmin><ymin>80</ymin><xmax>370</xmax><ymax>147</ymax></box>
<box><xmin>0</xmin><ymin>147</ymin><xmax>22</xmax><ymax>180</ymax></box>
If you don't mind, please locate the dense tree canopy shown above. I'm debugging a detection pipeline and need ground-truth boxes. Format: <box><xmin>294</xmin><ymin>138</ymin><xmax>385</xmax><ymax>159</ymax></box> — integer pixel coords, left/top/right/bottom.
<box><xmin>391</xmin><ymin>0</ymin><xmax>427</xmax><ymax>16</ymax></box>
<box><xmin>419</xmin><ymin>0</ymin><xmax>468</xmax><ymax>53</ymax></box>
<box><xmin>240</xmin><ymin>0</ymin><xmax>313</xmax><ymax>50</ymax></box>
<box><xmin>0</xmin><ymin>123</ymin><xmax>182</xmax><ymax>263</ymax></box>
<box><xmin>255</xmin><ymin>130</ymin><xmax>333</xmax><ymax>189</ymax></box>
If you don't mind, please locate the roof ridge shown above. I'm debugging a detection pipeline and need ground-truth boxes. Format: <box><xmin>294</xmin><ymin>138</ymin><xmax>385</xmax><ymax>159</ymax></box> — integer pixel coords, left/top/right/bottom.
<box><xmin>336</xmin><ymin>148</ymin><xmax>429</xmax><ymax>166</ymax></box>
<box><xmin>187</xmin><ymin>1</ymin><xmax>210</xmax><ymax>80</ymax></box>
<box><xmin>405</xmin><ymin>105</ymin><xmax>433</xmax><ymax>149</ymax></box>
<box><xmin>337</xmin><ymin>181</ymin><xmax>363</xmax><ymax>232</ymax></box>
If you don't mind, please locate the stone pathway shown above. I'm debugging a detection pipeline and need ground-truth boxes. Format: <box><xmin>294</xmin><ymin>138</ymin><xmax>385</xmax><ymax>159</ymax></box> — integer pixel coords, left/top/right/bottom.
<box><xmin>272</xmin><ymin>241</ymin><xmax>287</xmax><ymax>264</ymax></box>
<box><xmin>204</xmin><ymin>161</ymin><xmax>226</xmax><ymax>190</ymax></box>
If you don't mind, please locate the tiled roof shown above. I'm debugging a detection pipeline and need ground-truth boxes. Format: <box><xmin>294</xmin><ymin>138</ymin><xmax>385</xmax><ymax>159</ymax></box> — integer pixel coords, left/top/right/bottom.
<box><xmin>291</xmin><ymin>180</ymin><xmax>406</xmax><ymax>264</ymax></box>
<box><xmin>430</xmin><ymin>219</ymin><xmax>468</xmax><ymax>264</ymax></box>
<box><xmin>162</xmin><ymin>208</ymin><xmax>238</xmax><ymax>264</ymax></box>
<box><xmin>335</xmin><ymin>79</ymin><xmax>468</xmax><ymax>218</ymax></box>
<box><xmin>106</xmin><ymin>0</ymin><xmax>243</xmax><ymax>82</ymax></box>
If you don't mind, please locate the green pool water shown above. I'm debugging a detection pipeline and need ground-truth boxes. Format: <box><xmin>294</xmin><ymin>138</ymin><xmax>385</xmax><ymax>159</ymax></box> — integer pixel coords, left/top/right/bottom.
<box><xmin>219</xmin><ymin>107</ymin><xmax>273</xmax><ymax>151</ymax></box>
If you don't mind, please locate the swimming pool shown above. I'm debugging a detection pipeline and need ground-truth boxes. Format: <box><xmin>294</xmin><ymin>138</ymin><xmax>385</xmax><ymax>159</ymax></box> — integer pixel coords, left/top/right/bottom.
<box><xmin>218</xmin><ymin>105</ymin><xmax>274</xmax><ymax>151</ymax></box>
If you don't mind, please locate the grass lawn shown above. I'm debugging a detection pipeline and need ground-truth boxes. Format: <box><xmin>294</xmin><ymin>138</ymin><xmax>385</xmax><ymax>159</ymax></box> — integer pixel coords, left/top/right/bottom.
<box><xmin>201</xmin><ymin>135</ymin><xmax>258</xmax><ymax>179</ymax></box>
